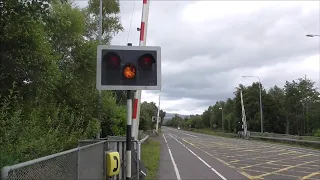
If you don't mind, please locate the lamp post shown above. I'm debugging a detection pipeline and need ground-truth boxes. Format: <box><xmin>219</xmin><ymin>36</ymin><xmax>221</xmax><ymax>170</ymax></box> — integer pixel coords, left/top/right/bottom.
<box><xmin>219</xmin><ymin>107</ymin><xmax>224</xmax><ymax>132</ymax></box>
<box><xmin>306</xmin><ymin>34</ymin><xmax>320</xmax><ymax>37</ymax></box>
<box><xmin>242</xmin><ymin>75</ymin><xmax>263</xmax><ymax>133</ymax></box>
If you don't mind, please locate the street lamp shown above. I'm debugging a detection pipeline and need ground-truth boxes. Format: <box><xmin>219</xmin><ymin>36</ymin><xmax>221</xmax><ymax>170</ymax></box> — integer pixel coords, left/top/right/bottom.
<box><xmin>306</xmin><ymin>34</ymin><xmax>320</xmax><ymax>37</ymax></box>
<box><xmin>242</xmin><ymin>75</ymin><xmax>264</xmax><ymax>133</ymax></box>
<box><xmin>219</xmin><ymin>107</ymin><xmax>224</xmax><ymax>132</ymax></box>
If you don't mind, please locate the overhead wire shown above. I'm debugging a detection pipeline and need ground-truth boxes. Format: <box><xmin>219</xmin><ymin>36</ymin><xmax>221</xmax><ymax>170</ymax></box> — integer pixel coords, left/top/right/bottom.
<box><xmin>126</xmin><ymin>1</ymin><xmax>136</xmax><ymax>44</ymax></box>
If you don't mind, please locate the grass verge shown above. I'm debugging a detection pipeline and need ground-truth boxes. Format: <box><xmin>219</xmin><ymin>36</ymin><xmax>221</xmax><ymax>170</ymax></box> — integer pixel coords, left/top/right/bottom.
<box><xmin>141</xmin><ymin>138</ymin><xmax>161</xmax><ymax>180</ymax></box>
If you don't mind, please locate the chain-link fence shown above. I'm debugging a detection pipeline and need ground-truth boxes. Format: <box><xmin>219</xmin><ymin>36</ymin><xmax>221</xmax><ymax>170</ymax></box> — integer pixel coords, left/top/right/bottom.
<box><xmin>1</xmin><ymin>136</ymin><xmax>149</xmax><ymax>180</ymax></box>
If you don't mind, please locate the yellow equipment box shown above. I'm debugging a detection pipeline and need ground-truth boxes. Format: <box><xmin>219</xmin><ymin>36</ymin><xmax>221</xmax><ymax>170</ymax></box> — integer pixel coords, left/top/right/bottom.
<box><xmin>105</xmin><ymin>151</ymin><xmax>120</xmax><ymax>177</ymax></box>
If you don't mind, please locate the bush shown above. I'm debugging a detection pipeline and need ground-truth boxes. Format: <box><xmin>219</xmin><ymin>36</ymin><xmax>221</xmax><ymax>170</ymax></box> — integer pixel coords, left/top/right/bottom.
<box><xmin>313</xmin><ymin>129</ymin><xmax>320</xmax><ymax>137</ymax></box>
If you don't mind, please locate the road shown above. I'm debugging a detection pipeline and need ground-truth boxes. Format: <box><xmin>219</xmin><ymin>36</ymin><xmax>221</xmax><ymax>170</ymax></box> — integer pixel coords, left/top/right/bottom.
<box><xmin>158</xmin><ymin>127</ymin><xmax>320</xmax><ymax>180</ymax></box>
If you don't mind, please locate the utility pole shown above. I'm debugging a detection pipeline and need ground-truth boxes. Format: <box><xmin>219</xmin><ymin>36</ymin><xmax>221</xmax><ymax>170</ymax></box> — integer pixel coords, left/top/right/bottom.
<box><xmin>304</xmin><ymin>74</ymin><xmax>306</xmax><ymax>135</ymax></box>
<box><xmin>97</xmin><ymin>0</ymin><xmax>103</xmax><ymax>139</ymax></box>
<box><xmin>304</xmin><ymin>74</ymin><xmax>307</xmax><ymax>135</ymax></box>
<box><xmin>258</xmin><ymin>78</ymin><xmax>263</xmax><ymax>133</ymax></box>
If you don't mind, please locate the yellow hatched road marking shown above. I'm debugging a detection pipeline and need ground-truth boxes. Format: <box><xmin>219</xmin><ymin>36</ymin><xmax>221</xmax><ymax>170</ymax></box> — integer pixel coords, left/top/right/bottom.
<box><xmin>256</xmin><ymin>160</ymin><xmax>319</xmax><ymax>179</ymax></box>
<box><xmin>302</xmin><ymin>172</ymin><xmax>320</xmax><ymax>180</ymax></box>
<box><xmin>182</xmin><ymin>139</ymin><xmax>260</xmax><ymax>180</ymax></box>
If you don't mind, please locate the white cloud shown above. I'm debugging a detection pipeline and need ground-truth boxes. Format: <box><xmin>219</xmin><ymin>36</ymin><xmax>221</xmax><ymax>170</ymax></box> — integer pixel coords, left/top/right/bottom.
<box><xmin>240</xmin><ymin>54</ymin><xmax>320</xmax><ymax>89</ymax></box>
<box><xmin>142</xmin><ymin>90</ymin><xmax>206</xmax><ymax>115</ymax></box>
<box><xmin>76</xmin><ymin>0</ymin><xmax>320</xmax><ymax>115</ymax></box>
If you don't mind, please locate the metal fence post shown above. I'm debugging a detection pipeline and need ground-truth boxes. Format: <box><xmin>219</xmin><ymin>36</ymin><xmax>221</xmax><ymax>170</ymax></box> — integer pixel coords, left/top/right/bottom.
<box><xmin>1</xmin><ymin>166</ymin><xmax>9</xmax><ymax>180</ymax></box>
<box><xmin>138</xmin><ymin>143</ymin><xmax>141</xmax><ymax>160</ymax></box>
<box><xmin>137</xmin><ymin>141</ymin><xmax>140</xmax><ymax>180</ymax></box>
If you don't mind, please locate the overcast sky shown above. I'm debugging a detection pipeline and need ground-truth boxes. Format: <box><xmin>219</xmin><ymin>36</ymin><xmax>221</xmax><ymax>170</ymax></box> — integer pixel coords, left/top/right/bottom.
<box><xmin>76</xmin><ymin>0</ymin><xmax>320</xmax><ymax>115</ymax></box>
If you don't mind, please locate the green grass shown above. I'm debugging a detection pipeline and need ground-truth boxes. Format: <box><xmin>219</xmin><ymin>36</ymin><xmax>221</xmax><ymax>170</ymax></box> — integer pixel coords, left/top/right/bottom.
<box><xmin>141</xmin><ymin>139</ymin><xmax>161</xmax><ymax>180</ymax></box>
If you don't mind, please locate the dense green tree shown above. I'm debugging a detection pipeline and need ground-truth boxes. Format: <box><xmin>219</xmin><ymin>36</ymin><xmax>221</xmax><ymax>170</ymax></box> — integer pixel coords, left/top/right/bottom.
<box><xmin>0</xmin><ymin>0</ymin><xmax>125</xmax><ymax>169</ymax></box>
<box><xmin>139</xmin><ymin>101</ymin><xmax>166</xmax><ymax>131</ymax></box>
<box><xmin>166</xmin><ymin>77</ymin><xmax>320</xmax><ymax>137</ymax></box>
<box><xmin>165</xmin><ymin>114</ymin><xmax>185</xmax><ymax>128</ymax></box>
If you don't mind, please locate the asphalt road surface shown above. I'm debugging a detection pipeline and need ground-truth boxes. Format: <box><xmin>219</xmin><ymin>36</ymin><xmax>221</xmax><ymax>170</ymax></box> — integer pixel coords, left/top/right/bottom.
<box><xmin>158</xmin><ymin>127</ymin><xmax>320</xmax><ymax>180</ymax></box>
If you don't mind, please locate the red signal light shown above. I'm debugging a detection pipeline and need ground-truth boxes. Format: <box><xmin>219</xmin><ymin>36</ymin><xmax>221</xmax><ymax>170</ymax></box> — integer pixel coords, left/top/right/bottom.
<box><xmin>143</xmin><ymin>57</ymin><xmax>151</xmax><ymax>64</ymax></box>
<box><xmin>110</xmin><ymin>56</ymin><xmax>120</xmax><ymax>64</ymax></box>
<box><xmin>138</xmin><ymin>54</ymin><xmax>155</xmax><ymax>71</ymax></box>
<box><xmin>104</xmin><ymin>52</ymin><xmax>121</xmax><ymax>70</ymax></box>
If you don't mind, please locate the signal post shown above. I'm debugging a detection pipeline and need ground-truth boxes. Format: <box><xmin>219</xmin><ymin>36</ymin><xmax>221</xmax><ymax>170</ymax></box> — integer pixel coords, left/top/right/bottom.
<box><xmin>96</xmin><ymin>45</ymin><xmax>161</xmax><ymax>180</ymax></box>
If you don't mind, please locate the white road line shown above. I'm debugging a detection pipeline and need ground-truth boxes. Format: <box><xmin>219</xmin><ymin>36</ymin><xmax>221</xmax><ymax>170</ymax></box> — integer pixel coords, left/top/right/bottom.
<box><xmin>169</xmin><ymin>134</ymin><xmax>227</xmax><ymax>180</ymax></box>
<box><xmin>170</xmin><ymin>134</ymin><xmax>178</xmax><ymax>138</ymax></box>
<box><xmin>179</xmin><ymin>131</ymin><xmax>198</xmax><ymax>138</ymax></box>
<box><xmin>170</xmin><ymin>129</ymin><xmax>198</xmax><ymax>137</ymax></box>
<box><xmin>163</xmin><ymin>134</ymin><xmax>168</xmax><ymax>143</ymax></box>
<box><xmin>163</xmin><ymin>134</ymin><xmax>181</xmax><ymax>180</ymax></box>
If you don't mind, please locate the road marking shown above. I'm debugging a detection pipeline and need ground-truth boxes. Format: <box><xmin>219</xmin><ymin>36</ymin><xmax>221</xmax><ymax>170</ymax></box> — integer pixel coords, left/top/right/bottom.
<box><xmin>163</xmin><ymin>134</ymin><xmax>168</xmax><ymax>143</ymax></box>
<box><xmin>229</xmin><ymin>160</ymin><xmax>240</xmax><ymax>163</ymax></box>
<box><xmin>175</xmin><ymin>132</ymin><xmax>320</xmax><ymax>180</ymax></box>
<box><xmin>168</xmin><ymin>134</ymin><xmax>227</xmax><ymax>180</ymax></box>
<box><xmin>170</xmin><ymin>134</ymin><xmax>178</xmax><ymax>138</ymax></box>
<box><xmin>179</xmin><ymin>131</ymin><xmax>198</xmax><ymax>137</ymax></box>
<box><xmin>302</xmin><ymin>171</ymin><xmax>320</xmax><ymax>180</ymax></box>
<box><xmin>297</xmin><ymin>154</ymin><xmax>313</xmax><ymax>158</ymax></box>
<box><xmin>182</xmin><ymin>139</ymin><xmax>256</xmax><ymax>180</ymax></box>
<box><xmin>163</xmin><ymin>134</ymin><xmax>181</xmax><ymax>180</ymax></box>
<box><xmin>169</xmin><ymin>129</ymin><xmax>198</xmax><ymax>137</ymax></box>
<box><xmin>278</xmin><ymin>151</ymin><xmax>297</xmax><ymax>155</ymax></box>
<box><xmin>256</xmin><ymin>160</ymin><xmax>320</xmax><ymax>179</ymax></box>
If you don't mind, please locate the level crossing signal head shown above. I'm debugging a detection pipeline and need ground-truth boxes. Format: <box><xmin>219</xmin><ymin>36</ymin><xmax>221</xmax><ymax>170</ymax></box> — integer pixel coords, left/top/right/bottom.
<box><xmin>97</xmin><ymin>45</ymin><xmax>161</xmax><ymax>91</ymax></box>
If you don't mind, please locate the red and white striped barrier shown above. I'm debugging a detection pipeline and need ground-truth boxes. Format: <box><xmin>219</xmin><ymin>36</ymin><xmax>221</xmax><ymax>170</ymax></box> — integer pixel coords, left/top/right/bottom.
<box><xmin>132</xmin><ymin>0</ymin><xmax>150</xmax><ymax>141</ymax></box>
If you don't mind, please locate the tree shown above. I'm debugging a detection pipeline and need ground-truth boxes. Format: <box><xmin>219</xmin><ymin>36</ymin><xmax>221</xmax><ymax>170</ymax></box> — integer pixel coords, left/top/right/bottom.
<box><xmin>268</xmin><ymin>86</ymin><xmax>286</xmax><ymax>133</ymax></box>
<box><xmin>139</xmin><ymin>101</ymin><xmax>166</xmax><ymax>130</ymax></box>
<box><xmin>165</xmin><ymin>76</ymin><xmax>319</xmax><ymax>137</ymax></box>
<box><xmin>0</xmin><ymin>0</ymin><xmax>125</xmax><ymax>169</ymax></box>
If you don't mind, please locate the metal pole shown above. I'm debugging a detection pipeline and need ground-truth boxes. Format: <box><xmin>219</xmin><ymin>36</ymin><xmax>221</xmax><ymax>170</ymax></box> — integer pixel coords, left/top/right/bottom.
<box><xmin>125</xmin><ymin>43</ymin><xmax>136</xmax><ymax>139</ymax></box>
<box><xmin>306</xmin><ymin>34</ymin><xmax>320</xmax><ymax>37</ymax></box>
<box><xmin>156</xmin><ymin>91</ymin><xmax>161</xmax><ymax>132</ymax></box>
<box><xmin>133</xmin><ymin>0</ymin><xmax>151</xmax><ymax>142</ymax></box>
<box><xmin>137</xmin><ymin>142</ymin><xmax>140</xmax><ymax>180</ymax></box>
<box><xmin>258</xmin><ymin>77</ymin><xmax>263</xmax><ymax>133</ymax></box>
<box><xmin>99</xmin><ymin>0</ymin><xmax>102</xmax><ymax>42</ymax></box>
<box><xmin>97</xmin><ymin>0</ymin><xmax>103</xmax><ymax>139</ymax></box>
<box><xmin>219</xmin><ymin>107</ymin><xmax>223</xmax><ymax>132</ymax></box>
<box><xmin>222</xmin><ymin>108</ymin><xmax>224</xmax><ymax>132</ymax></box>
<box><xmin>304</xmin><ymin>74</ymin><xmax>307</xmax><ymax>135</ymax></box>
<box><xmin>126</xmin><ymin>91</ymin><xmax>133</xmax><ymax>180</ymax></box>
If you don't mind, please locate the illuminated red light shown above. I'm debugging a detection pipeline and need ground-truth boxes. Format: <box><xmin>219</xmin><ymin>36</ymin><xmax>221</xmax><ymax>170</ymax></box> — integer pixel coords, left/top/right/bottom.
<box><xmin>104</xmin><ymin>52</ymin><xmax>121</xmax><ymax>70</ymax></box>
<box><xmin>138</xmin><ymin>54</ymin><xmax>154</xmax><ymax>71</ymax></box>
<box><xmin>143</xmin><ymin>57</ymin><xmax>151</xmax><ymax>64</ymax></box>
